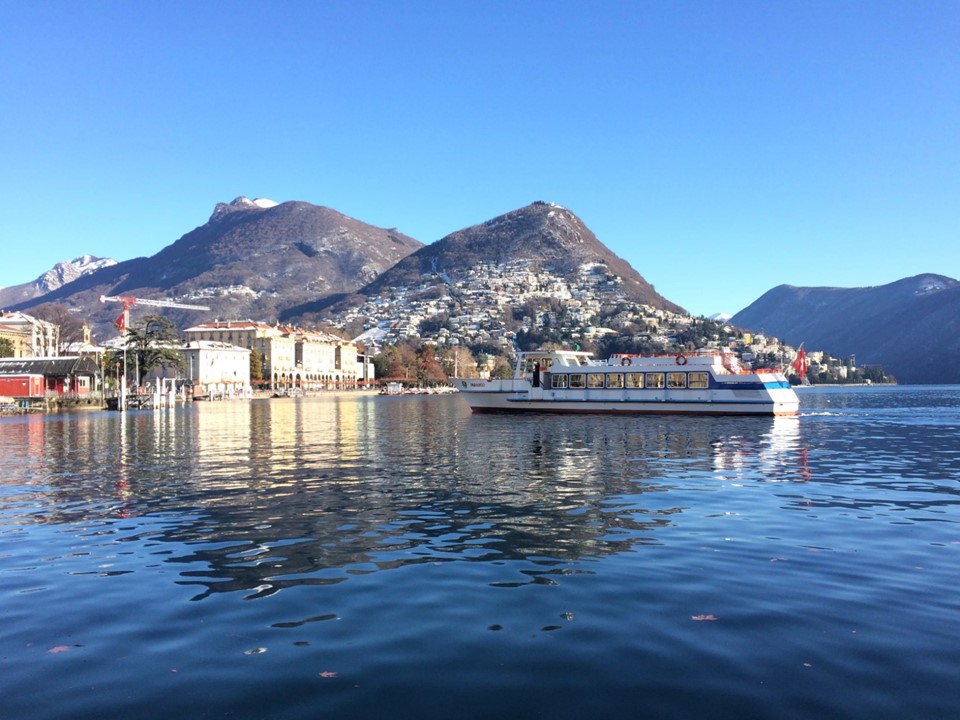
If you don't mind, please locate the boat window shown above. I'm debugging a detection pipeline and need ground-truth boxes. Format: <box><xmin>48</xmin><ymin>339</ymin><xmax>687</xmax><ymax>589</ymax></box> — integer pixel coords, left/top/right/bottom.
<box><xmin>689</xmin><ymin>372</ymin><xmax>709</xmax><ymax>389</ymax></box>
<box><xmin>569</xmin><ymin>374</ymin><xmax>586</xmax><ymax>388</ymax></box>
<box><xmin>667</xmin><ymin>372</ymin><xmax>687</xmax><ymax>389</ymax></box>
<box><xmin>587</xmin><ymin>374</ymin><xmax>605</xmax><ymax>388</ymax></box>
<box><xmin>606</xmin><ymin>373</ymin><xmax>624</xmax><ymax>388</ymax></box>
<box><xmin>551</xmin><ymin>374</ymin><xmax>568</xmax><ymax>389</ymax></box>
<box><xmin>625</xmin><ymin>373</ymin><xmax>643</xmax><ymax>389</ymax></box>
<box><xmin>646</xmin><ymin>373</ymin><xmax>665</xmax><ymax>389</ymax></box>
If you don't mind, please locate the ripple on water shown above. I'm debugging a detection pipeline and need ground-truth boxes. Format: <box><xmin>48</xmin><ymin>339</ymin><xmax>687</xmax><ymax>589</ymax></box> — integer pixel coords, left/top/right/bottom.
<box><xmin>2</xmin><ymin>392</ymin><xmax>960</xmax><ymax>719</ymax></box>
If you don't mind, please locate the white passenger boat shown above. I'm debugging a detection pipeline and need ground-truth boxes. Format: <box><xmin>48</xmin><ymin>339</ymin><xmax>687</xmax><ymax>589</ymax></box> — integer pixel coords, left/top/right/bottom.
<box><xmin>453</xmin><ymin>350</ymin><xmax>799</xmax><ymax>416</ymax></box>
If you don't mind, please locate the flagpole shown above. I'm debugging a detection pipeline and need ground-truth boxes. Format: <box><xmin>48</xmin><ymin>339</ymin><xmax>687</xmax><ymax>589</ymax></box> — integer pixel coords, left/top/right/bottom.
<box><xmin>120</xmin><ymin>306</ymin><xmax>129</xmax><ymax>410</ymax></box>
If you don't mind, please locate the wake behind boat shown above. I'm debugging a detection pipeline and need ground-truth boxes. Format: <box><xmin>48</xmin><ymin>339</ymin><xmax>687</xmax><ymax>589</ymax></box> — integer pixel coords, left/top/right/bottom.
<box><xmin>453</xmin><ymin>350</ymin><xmax>799</xmax><ymax>416</ymax></box>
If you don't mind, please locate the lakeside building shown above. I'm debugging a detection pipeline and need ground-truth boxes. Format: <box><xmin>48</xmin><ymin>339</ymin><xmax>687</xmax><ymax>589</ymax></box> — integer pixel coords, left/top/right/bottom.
<box><xmin>0</xmin><ymin>356</ymin><xmax>100</xmax><ymax>398</ymax></box>
<box><xmin>180</xmin><ymin>341</ymin><xmax>251</xmax><ymax>398</ymax></box>
<box><xmin>183</xmin><ymin>320</ymin><xmax>359</xmax><ymax>391</ymax></box>
<box><xmin>0</xmin><ymin>311</ymin><xmax>60</xmax><ymax>358</ymax></box>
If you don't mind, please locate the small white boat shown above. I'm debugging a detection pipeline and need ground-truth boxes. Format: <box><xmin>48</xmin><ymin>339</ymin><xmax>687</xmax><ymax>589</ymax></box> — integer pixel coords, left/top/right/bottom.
<box><xmin>453</xmin><ymin>350</ymin><xmax>799</xmax><ymax>416</ymax></box>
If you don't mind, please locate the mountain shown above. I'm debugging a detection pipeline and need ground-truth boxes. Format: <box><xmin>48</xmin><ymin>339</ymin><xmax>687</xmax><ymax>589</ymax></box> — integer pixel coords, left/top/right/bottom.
<box><xmin>731</xmin><ymin>274</ymin><xmax>960</xmax><ymax>384</ymax></box>
<box><xmin>11</xmin><ymin>198</ymin><xmax>423</xmax><ymax>338</ymax></box>
<box><xmin>286</xmin><ymin>201</ymin><xmax>685</xmax><ymax>320</ymax></box>
<box><xmin>0</xmin><ymin>255</ymin><xmax>117</xmax><ymax>308</ymax></box>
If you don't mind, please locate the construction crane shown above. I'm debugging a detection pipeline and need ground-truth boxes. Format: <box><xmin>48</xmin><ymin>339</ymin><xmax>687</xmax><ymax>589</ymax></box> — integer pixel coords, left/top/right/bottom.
<box><xmin>99</xmin><ymin>294</ymin><xmax>210</xmax><ymax>335</ymax></box>
<box><xmin>99</xmin><ymin>294</ymin><xmax>210</xmax><ymax>311</ymax></box>
<box><xmin>99</xmin><ymin>294</ymin><xmax>210</xmax><ymax>410</ymax></box>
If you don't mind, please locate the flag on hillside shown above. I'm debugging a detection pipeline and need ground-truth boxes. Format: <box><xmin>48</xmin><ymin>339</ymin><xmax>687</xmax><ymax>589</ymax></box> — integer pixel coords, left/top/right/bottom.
<box><xmin>791</xmin><ymin>343</ymin><xmax>807</xmax><ymax>381</ymax></box>
<box><xmin>115</xmin><ymin>312</ymin><xmax>126</xmax><ymax>335</ymax></box>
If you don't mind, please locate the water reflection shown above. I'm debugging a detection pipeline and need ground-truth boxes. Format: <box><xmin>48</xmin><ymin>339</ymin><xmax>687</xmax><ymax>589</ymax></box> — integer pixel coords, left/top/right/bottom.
<box><xmin>0</xmin><ymin>398</ymin><xmax>822</xmax><ymax>602</ymax></box>
<box><xmin>8</xmin><ymin>390</ymin><xmax>955</xmax><ymax>601</ymax></box>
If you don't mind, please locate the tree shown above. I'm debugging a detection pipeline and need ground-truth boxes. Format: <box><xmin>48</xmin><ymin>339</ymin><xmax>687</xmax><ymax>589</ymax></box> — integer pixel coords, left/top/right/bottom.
<box><xmin>416</xmin><ymin>346</ymin><xmax>447</xmax><ymax>386</ymax></box>
<box><xmin>490</xmin><ymin>356</ymin><xmax>514</xmax><ymax>379</ymax></box>
<box><xmin>374</xmin><ymin>344</ymin><xmax>419</xmax><ymax>384</ymax></box>
<box><xmin>123</xmin><ymin>315</ymin><xmax>183</xmax><ymax>385</ymax></box>
<box><xmin>30</xmin><ymin>303</ymin><xmax>85</xmax><ymax>353</ymax></box>
<box><xmin>0</xmin><ymin>337</ymin><xmax>13</xmax><ymax>358</ymax></box>
<box><xmin>438</xmin><ymin>346</ymin><xmax>479</xmax><ymax>378</ymax></box>
<box><xmin>250</xmin><ymin>349</ymin><xmax>264</xmax><ymax>383</ymax></box>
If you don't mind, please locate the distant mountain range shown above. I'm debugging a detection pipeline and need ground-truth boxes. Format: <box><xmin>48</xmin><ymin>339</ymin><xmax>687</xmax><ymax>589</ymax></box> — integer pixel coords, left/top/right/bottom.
<box><xmin>731</xmin><ymin>274</ymin><xmax>960</xmax><ymax>384</ymax></box>
<box><xmin>0</xmin><ymin>255</ymin><xmax>117</xmax><ymax>307</ymax></box>
<box><xmin>284</xmin><ymin>201</ymin><xmax>684</xmax><ymax>320</ymax></box>
<box><xmin>5</xmin><ymin>197</ymin><xmax>958</xmax><ymax>383</ymax></box>
<box><xmin>7</xmin><ymin>197</ymin><xmax>422</xmax><ymax>336</ymax></box>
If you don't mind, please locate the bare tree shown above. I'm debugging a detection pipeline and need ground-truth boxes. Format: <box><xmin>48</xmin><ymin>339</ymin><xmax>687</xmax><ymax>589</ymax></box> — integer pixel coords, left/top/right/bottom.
<box><xmin>30</xmin><ymin>303</ymin><xmax>85</xmax><ymax>353</ymax></box>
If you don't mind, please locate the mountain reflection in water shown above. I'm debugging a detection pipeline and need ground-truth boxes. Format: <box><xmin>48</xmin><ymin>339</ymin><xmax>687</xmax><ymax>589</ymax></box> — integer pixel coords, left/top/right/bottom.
<box><xmin>3</xmin><ymin>397</ymin><xmax>806</xmax><ymax>601</ymax></box>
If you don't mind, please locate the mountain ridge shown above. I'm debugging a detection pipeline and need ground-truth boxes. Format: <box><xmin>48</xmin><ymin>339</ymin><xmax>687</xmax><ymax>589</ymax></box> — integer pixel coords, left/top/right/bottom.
<box><xmin>0</xmin><ymin>255</ymin><xmax>117</xmax><ymax>308</ymax></box>
<box><xmin>287</xmin><ymin>201</ymin><xmax>684</xmax><ymax>320</ymax></box>
<box><xmin>730</xmin><ymin>273</ymin><xmax>960</xmax><ymax>384</ymax></box>
<box><xmin>10</xmin><ymin>198</ymin><xmax>423</xmax><ymax>336</ymax></box>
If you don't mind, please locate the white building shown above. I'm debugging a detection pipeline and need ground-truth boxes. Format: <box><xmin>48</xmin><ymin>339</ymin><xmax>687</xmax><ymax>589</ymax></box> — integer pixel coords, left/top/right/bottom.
<box><xmin>181</xmin><ymin>341</ymin><xmax>251</xmax><ymax>398</ymax></box>
<box><xmin>0</xmin><ymin>311</ymin><xmax>60</xmax><ymax>357</ymax></box>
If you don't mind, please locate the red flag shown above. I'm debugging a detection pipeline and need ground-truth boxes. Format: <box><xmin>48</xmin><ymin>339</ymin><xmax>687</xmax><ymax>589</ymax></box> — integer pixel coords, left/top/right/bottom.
<box><xmin>115</xmin><ymin>312</ymin><xmax>126</xmax><ymax>335</ymax></box>
<box><xmin>791</xmin><ymin>344</ymin><xmax>807</xmax><ymax>380</ymax></box>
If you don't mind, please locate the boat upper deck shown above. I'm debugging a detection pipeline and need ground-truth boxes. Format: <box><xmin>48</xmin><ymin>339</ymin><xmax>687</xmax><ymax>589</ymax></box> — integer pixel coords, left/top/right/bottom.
<box><xmin>515</xmin><ymin>350</ymin><xmax>781</xmax><ymax>378</ymax></box>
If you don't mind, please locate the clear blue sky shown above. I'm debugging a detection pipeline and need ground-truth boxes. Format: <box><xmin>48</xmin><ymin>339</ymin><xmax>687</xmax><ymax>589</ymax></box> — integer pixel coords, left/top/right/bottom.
<box><xmin>2</xmin><ymin>1</ymin><xmax>957</xmax><ymax>317</ymax></box>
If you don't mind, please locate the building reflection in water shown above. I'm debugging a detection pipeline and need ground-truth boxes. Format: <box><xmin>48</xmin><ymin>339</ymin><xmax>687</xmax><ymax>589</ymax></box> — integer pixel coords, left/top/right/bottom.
<box><xmin>0</xmin><ymin>397</ymin><xmax>815</xmax><ymax>601</ymax></box>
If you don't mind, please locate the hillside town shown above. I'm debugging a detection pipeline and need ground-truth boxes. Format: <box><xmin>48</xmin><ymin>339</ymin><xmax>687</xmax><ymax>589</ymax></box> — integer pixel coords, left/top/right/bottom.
<box><xmin>0</xmin><ymin>258</ymin><xmax>892</xmax><ymax>411</ymax></box>
<box><xmin>323</xmin><ymin>258</ymin><xmax>884</xmax><ymax>385</ymax></box>
<box><xmin>1</xmin><ymin>258</ymin><xmax>891</xmax><ymax>410</ymax></box>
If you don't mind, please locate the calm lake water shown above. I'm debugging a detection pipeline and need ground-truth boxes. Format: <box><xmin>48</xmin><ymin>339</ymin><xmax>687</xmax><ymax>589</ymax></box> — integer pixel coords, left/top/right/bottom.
<box><xmin>1</xmin><ymin>386</ymin><xmax>959</xmax><ymax>720</ymax></box>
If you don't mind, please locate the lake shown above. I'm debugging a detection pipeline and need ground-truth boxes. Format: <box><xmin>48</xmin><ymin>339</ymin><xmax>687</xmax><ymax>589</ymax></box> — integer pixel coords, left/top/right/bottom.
<box><xmin>1</xmin><ymin>386</ymin><xmax>959</xmax><ymax>719</ymax></box>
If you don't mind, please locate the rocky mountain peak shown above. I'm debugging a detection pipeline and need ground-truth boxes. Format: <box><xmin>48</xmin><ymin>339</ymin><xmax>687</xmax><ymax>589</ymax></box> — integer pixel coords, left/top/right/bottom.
<box><xmin>210</xmin><ymin>196</ymin><xmax>280</xmax><ymax>221</ymax></box>
<box><xmin>300</xmin><ymin>201</ymin><xmax>685</xmax><ymax>318</ymax></box>
<box><xmin>0</xmin><ymin>255</ymin><xmax>118</xmax><ymax>308</ymax></box>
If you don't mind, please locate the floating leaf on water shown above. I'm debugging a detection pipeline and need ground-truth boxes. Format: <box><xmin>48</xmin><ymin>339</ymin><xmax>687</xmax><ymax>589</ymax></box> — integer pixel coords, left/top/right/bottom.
<box><xmin>48</xmin><ymin>645</ymin><xmax>72</xmax><ymax>653</ymax></box>
<box><xmin>244</xmin><ymin>647</ymin><xmax>267</xmax><ymax>655</ymax></box>
<box><xmin>488</xmin><ymin>624</ymin><xmax>503</xmax><ymax>631</ymax></box>
<box><xmin>541</xmin><ymin>625</ymin><xmax>562</xmax><ymax>632</ymax></box>
<box><xmin>691</xmin><ymin>614</ymin><xmax>718</xmax><ymax>621</ymax></box>
<box><xmin>560</xmin><ymin>612</ymin><xmax>575</xmax><ymax>621</ymax></box>
<box><xmin>319</xmin><ymin>671</ymin><xmax>338</xmax><ymax>678</ymax></box>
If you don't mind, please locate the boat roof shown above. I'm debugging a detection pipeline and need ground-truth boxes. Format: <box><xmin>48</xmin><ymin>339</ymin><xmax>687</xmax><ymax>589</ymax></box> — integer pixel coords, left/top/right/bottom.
<box><xmin>517</xmin><ymin>349</ymin><xmax>785</xmax><ymax>376</ymax></box>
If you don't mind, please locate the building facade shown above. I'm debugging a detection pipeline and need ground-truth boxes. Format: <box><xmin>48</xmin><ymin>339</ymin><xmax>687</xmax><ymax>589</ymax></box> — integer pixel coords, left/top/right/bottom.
<box><xmin>0</xmin><ymin>312</ymin><xmax>60</xmax><ymax>358</ymax></box>
<box><xmin>183</xmin><ymin>320</ymin><xmax>359</xmax><ymax>390</ymax></box>
<box><xmin>181</xmin><ymin>341</ymin><xmax>251</xmax><ymax>398</ymax></box>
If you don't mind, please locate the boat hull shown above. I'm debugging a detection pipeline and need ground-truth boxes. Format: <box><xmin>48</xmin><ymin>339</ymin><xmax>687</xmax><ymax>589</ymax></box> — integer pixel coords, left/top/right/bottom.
<box><xmin>459</xmin><ymin>393</ymin><xmax>797</xmax><ymax>416</ymax></box>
